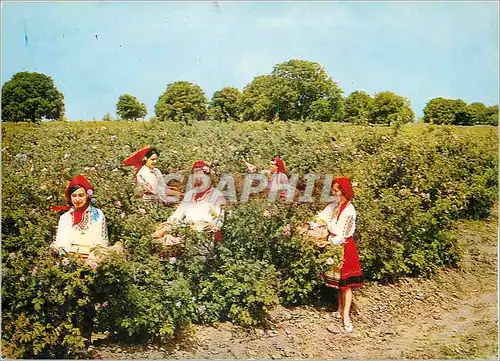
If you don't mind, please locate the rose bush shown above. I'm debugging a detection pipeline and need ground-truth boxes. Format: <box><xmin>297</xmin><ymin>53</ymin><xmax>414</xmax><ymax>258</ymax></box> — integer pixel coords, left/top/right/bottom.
<box><xmin>2</xmin><ymin>121</ymin><xmax>497</xmax><ymax>357</ymax></box>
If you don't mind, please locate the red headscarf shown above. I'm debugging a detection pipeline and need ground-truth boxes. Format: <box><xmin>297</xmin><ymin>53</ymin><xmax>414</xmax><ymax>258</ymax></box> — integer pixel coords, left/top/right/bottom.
<box><xmin>122</xmin><ymin>145</ymin><xmax>153</xmax><ymax>176</ymax></box>
<box><xmin>192</xmin><ymin>160</ymin><xmax>210</xmax><ymax>170</ymax></box>
<box><xmin>333</xmin><ymin>176</ymin><xmax>354</xmax><ymax>219</ymax></box>
<box><xmin>191</xmin><ymin>160</ymin><xmax>212</xmax><ymax>201</ymax></box>
<box><xmin>65</xmin><ymin>175</ymin><xmax>93</xmax><ymax>204</ymax></box>
<box><xmin>67</xmin><ymin>175</ymin><xmax>93</xmax><ymax>225</ymax></box>
<box><xmin>51</xmin><ymin>175</ymin><xmax>93</xmax><ymax>225</ymax></box>
<box><xmin>271</xmin><ymin>157</ymin><xmax>286</xmax><ymax>174</ymax></box>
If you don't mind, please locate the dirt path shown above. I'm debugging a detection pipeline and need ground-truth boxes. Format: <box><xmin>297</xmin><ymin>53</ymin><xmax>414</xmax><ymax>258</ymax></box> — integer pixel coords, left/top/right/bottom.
<box><xmin>95</xmin><ymin>209</ymin><xmax>498</xmax><ymax>359</ymax></box>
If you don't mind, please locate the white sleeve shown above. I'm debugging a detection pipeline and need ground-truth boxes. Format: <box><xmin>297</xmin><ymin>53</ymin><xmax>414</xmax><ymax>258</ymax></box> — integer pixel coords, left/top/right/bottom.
<box><xmin>315</xmin><ymin>204</ymin><xmax>332</xmax><ymax>224</ymax></box>
<box><xmin>212</xmin><ymin>193</ymin><xmax>227</xmax><ymax>227</ymax></box>
<box><xmin>136</xmin><ymin>169</ymin><xmax>146</xmax><ymax>186</ymax></box>
<box><xmin>96</xmin><ymin>211</ymin><xmax>109</xmax><ymax>247</ymax></box>
<box><xmin>53</xmin><ymin>214</ymin><xmax>71</xmax><ymax>253</ymax></box>
<box><xmin>137</xmin><ymin>169</ymin><xmax>153</xmax><ymax>193</ymax></box>
<box><xmin>279</xmin><ymin>173</ymin><xmax>289</xmax><ymax>184</ymax></box>
<box><xmin>156</xmin><ymin>169</ymin><xmax>168</xmax><ymax>202</ymax></box>
<box><xmin>168</xmin><ymin>202</ymin><xmax>187</xmax><ymax>223</ymax></box>
<box><xmin>329</xmin><ymin>210</ymin><xmax>356</xmax><ymax>246</ymax></box>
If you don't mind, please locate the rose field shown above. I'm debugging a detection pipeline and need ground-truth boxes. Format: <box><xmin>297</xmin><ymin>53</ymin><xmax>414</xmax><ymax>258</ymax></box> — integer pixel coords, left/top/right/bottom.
<box><xmin>1</xmin><ymin>121</ymin><xmax>498</xmax><ymax>358</ymax></box>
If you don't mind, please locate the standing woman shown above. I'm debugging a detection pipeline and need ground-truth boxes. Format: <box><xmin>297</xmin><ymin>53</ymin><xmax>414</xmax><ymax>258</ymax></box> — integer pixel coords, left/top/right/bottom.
<box><xmin>265</xmin><ymin>156</ymin><xmax>290</xmax><ymax>194</ymax></box>
<box><xmin>241</xmin><ymin>156</ymin><xmax>294</xmax><ymax>198</ymax></box>
<box><xmin>50</xmin><ymin>175</ymin><xmax>117</xmax><ymax>350</ymax></box>
<box><xmin>50</xmin><ymin>175</ymin><xmax>108</xmax><ymax>260</ymax></box>
<box><xmin>122</xmin><ymin>146</ymin><xmax>181</xmax><ymax>205</ymax></box>
<box><xmin>315</xmin><ymin>176</ymin><xmax>363</xmax><ymax>332</ymax></box>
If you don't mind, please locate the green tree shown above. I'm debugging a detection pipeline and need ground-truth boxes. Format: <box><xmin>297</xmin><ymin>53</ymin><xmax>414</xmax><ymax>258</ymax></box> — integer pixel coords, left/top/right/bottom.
<box><xmin>486</xmin><ymin>105</ymin><xmax>498</xmax><ymax>126</ymax></box>
<box><xmin>1</xmin><ymin>72</ymin><xmax>65</xmax><ymax>123</ymax></box>
<box><xmin>116</xmin><ymin>94</ymin><xmax>147</xmax><ymax>120</ymax></box>
<box><xmin>466</xmin><ymin>102</ymin><xmax>489</xmax><ymax>125</ymax></box>
<box><xmin>344</xmin><ymin>91</ymin><xmax>374</xmax><ymax>124</ymax></box>
<box><xmin>309</xmin><ymin>96</ymin><xmax>345</xmax><ymax>122</ymax></box>
<box><xmin>371</xmin><ymin>91</ymin><xmax>415</xmax><ymax>124</ymax></box>
<box><xmin>155</xmin><ymin>81</ymin><xmax>208</xmax><ymax>124</ymax></box>
<box><xmin>422</xmin><ymin>98</ymin><xmax>468</xmax><ymax>125</ymax></box>
<box><xmin>239</xmin><ymin>75</ymin><xmax>298</xmax><ymax>122</ymax></box>
<box><xmin>272</xmin><ymin>59</ymin><xmax>343</xmax><ymax>121</ymax></box>
<box><xmin>208</xmin><ymin>87</ymin><xmax>242</xmax><ymax>122</ymax></box>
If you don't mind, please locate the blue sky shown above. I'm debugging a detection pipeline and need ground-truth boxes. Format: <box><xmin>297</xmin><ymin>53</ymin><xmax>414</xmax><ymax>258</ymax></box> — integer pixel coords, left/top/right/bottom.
<box><xmin>2</xmin><ymin>1</ymin><xmax>498</xmax><ymax>120</ymax></box>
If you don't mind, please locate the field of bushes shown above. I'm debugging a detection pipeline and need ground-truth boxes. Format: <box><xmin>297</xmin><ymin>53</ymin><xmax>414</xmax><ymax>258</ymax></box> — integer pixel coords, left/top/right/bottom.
<box><xmin>1</xmin><ymin>121</ymin><xmax>497</xmax><ymax>358</ymax></box>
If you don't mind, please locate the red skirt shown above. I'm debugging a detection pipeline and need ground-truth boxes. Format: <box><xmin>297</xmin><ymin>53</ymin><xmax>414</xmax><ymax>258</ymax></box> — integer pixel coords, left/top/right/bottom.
<box><xmin>323</xmin><ymin>237</ymin><xmax>363</xmax><ymax>290</ymax></box>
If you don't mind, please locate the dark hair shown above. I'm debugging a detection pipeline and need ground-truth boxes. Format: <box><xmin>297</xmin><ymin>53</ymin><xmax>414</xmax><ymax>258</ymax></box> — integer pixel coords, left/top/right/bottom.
<box><xmin>67</xmin><ymin>185</ymin><xmax>87</xmax><ymax>205</ymax></box>
<box><xmin>144</xmin><ymin>147</ymin><xmax>159</xmax><ymax>161</ymax></box>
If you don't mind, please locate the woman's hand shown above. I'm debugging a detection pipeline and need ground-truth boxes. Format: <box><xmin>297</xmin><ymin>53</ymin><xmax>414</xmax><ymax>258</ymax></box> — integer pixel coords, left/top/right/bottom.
<box><xmin>203</xmin><ymin>223</ymin><xmax>219</xmax><ymax>233</ymax></box>
<box><xmin>143</xmin><ymin>183</ymin><xmax>155</xmax><ymax>194</ymax></box>
<box><xmin>153</xmin><ymin>223</ymin><xmax>170</xmax><ymax>239</ymax></box>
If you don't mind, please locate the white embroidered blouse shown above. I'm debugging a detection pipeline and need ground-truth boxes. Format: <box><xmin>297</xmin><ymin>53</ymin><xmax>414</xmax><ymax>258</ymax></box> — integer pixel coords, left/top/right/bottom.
<box><xmin>136</xmin><ymin>165</ymin><xmax>169</xmax><ymax>203</ymax></box>
<box><xmin>314</xmin><ymin>201</ymin><xmax>356</xmax><ymax>245</ymax></box>
<box><xmin>52</xmin><ymin>206</ymin><xmax>109</xmax><ymax>255</ymax></box>
<box><xmin>168</xmin><ymin>188</ymin><xmax>226</xmax><ymax>231</ymax></box>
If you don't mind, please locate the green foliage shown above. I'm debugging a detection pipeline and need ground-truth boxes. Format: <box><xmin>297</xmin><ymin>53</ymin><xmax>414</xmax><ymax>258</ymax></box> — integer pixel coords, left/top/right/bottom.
<box><xmin>239</xmin><ymin>75</ymin><xmax>298</xmax><ymax>122</ymax></box>
<box><xmin>116</xmin><ymin>94</ymin><xmax>147</xmax><ymax>121</ymax></box>
<box><xmin>309</xmin><ymin>97</ymin><xmax>344</xmax><ymax>122</ymax></box>
<box><xmin>1</xmin><ymin>121</ymin><xmax>497</xmax><ymax>357</ymax></box>
<box><xmin>238</xmin><ymin>59</ymin><xmax>344</xmax><ymax>122</ymax></box>
<box><xmin>208</xmin><ymin>87</ymin><xmax>242</xmax><ymax>122</ymax></box>
<box><xmin>466</xmin><ymin>102</ymin><xmax>489</xmax><ymax>125</ymax></box>
<box><xmin>371</xmin><ymin>91</ymin><xmax>415</xmax><ymax>124</ymax></box>
<box><xmin>422</xmin><ymin>98</ymin><xmax>497</xmax><ymax>126</ymax></box>
<box><xmin>197</xmin><ymin>259</ymin><xmax>280</xmax><ymax>326</ymax></box>
<box><xmin>272</xmin><ymin>59</ymin><xmax>344</xmax><ymax>121</ymax></box>
<box><xmin>344</xmin><ymin>91</ymin><xmax>374</xmax><ymax>124</ymax></box>
<box><xmin>486</xmin><ymin>105</ymin><xmax>498</xmax><ymax>126</ymax></box>
<box><xmin>155</xmin><ymin>81</ymin><xmax>208</xmax><ymax>124</ymax></box>
<box><xmin>423</xmin><ymin>97</ymin><xmax>468</xmax><ymax>125</ymax></box>
<box><xmin>1</xmin><ymin>71</ymin><xmax>65</xmax><ymax>123</ymax></box>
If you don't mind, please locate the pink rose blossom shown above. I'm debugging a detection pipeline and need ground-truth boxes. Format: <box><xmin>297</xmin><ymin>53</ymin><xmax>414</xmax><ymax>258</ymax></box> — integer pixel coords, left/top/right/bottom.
<box><xmin>282</xmin><ymin>224</ymin><xmax>292</xmax><ymax>237</ymax></box>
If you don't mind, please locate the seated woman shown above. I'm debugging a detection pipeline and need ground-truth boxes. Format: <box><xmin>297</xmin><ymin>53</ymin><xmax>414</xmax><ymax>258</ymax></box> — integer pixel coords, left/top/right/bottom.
<box><xmin>50</xmin><ymin>175</ymin><xmax>122</xmax><ymax>267</ymax></box>
<box><xmin>302</xmin><ymin>176</ymin><xmax>363</xmax><ymax>333</ymax></box>
<box><xmin>153</xmin><ymin>160</ymin><xmax>226</xmax><ymax>245</ymax></box>
<box><xmin>122</xmin><ymin>146</ymin><xmax>181</xmax><ymax>205</ymax></box>
<box><xmin>241</xmin><ymin>156</ymin><xmax>294</xmax><ymax>198</ymax></box>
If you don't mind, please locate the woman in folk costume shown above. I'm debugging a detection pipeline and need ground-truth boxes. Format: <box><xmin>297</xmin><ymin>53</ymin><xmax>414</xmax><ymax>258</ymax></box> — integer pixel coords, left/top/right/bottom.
<box><xmin>266</xmin><ymin>157</ymin><xmax>291</xmax><ymax>194</ymax></box>
<box><xmin>50</xmin><ymin>175</ymin><xmax>109</xmax><ymax>261</ymax></box>
<box><xmin>153</xmin><ymin>160</ymin><xmax>226</xmax><ymax>245</ymax></box>
<box><xmin>122</xmin><ymin>146</ymin><xmax>181</xmax><ymax>205</ymax></box>
<box><xmin>241</xmin><ymin>156</ymin><xmax>293</xmax><ymax>198</ymax></box>
<box><xmin>305</xmin><ymin>176</ymin><xmax>363</xmax><ymax>333</ymax></box>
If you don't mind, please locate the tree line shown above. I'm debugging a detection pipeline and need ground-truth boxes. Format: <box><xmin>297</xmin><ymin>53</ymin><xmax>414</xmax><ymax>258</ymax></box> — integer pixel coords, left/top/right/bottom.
<box><xmin>2</xmin><ymin>60</ymin><xmax>498</xmax><ymax>125</ymax></box>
